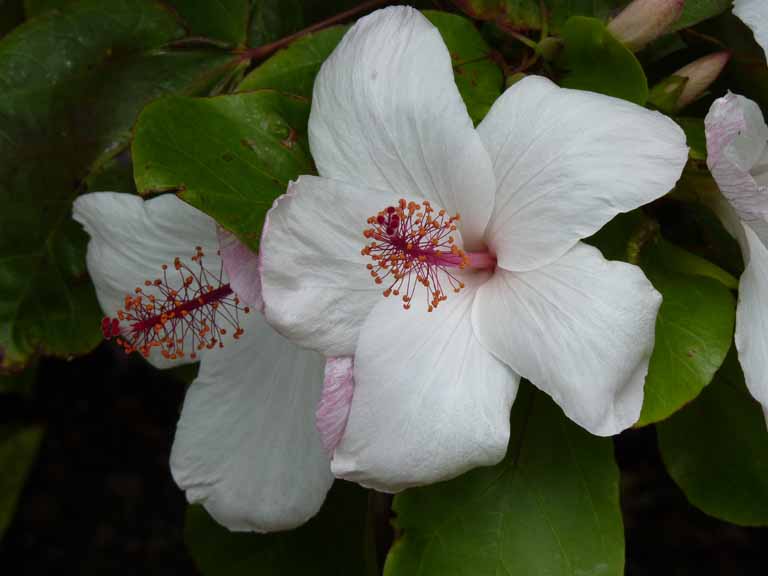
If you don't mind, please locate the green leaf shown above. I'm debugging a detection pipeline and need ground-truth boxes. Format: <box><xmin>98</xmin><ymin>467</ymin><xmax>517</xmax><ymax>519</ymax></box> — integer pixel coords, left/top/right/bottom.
<box><xmin>636</xmin><ymin>237</ymin><xmax>736</xmax><ymax>426</ymax></box>
<box><xmin>238</xmin><ymin>27</ymin><xmax>347</xmax><ymax>97</ymax></box>
<box><xmin>22</xmin><ymin>0</ymin><xmax>70</xmax><ymax>17</ymax></box>
<box><xmin>165</xmin><ymin>0</ymin><xmax>250</xmax><ymax>45</ymax></box>
<box><xmin>560</xmin><ymin>16</ymin><xmax>648</xmax><ymax>105</ymax></box>
<box><xmin>452</xmin><ymin>0</ymin><xmax>627</xmax><ymax>33</ymax></box>
<box><xmin>185</xmin><ymin>481</ymin><xmax>375</xmax><ymax>575</ymax></box>
<box><xmin>0</xmin><ymin>424</ymin><xmax>44</xmax><ymax>539</ymax></box>
<box><xmin>248</xmin><ymin>0</ymin><xmax>305</xmax><ymax>47</ymax></box>
<box><xmin>658</xmin><ymin>351</ymin><xmax>768</xmax><ymax>526</ymax></box>
<box><xmin>0</xmin><ymin>0</ymin><xmax>238</xmax><ymax>369</ymax></box>
<box><xmin>133</xmin><ymin>91</ymin><xmax>313</xmax><ymax>251</ymax></box>
<box><xmin>384</xmin><ymin>384</ymin><xmax>624</xmax><ymax>576</ymax></box>
<box><xmin>676</xmin><ymin>117</ymin><xmax>707</xmax><ymax>161</ymax></box>
<box><xmin>671</xmin><ymin>0</ymin><xmax>731</xmax><ymax>31</ymax></box>
<box><xmin>424</xmin><ymin>11</ymin><xmax>504</xmax><ymax>124</ymax></box>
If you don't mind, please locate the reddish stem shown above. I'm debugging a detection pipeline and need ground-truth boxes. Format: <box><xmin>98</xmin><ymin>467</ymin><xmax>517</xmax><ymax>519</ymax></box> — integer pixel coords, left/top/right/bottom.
<box><xmin>239</xmin><ymin>0</ymin><xmax>393</xmax><ymax>62</ymax></box>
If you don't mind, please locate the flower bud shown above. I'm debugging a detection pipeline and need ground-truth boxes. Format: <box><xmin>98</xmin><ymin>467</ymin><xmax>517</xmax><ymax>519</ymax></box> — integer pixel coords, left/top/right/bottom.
<box><xmin>648</xmin><ymin>51</ymin><xmax>731</xmax><ymax>113</ymax></box>
<box><xmin>671</xmin><ymin>52</ymin><xmax>731</xmax><ymax>110</ymax></box>
<box><xmin>607</xmin><ymin>0</ymin><xmax>685</xmax><ymax>52</ymax></box>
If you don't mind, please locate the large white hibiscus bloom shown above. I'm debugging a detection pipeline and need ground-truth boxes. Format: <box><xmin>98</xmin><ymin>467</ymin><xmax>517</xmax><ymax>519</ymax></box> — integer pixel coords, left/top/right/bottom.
<box><xmin>73</xmin><ymin>192</ymin><xmax>334</xmax><ymax>531</ymax></box>
<box><xmin>259</xmin><ymin>6</ymin><xmax>689</xmax><ymax>492</ymax></box>
<box><xmin>734</xmin><ymin>0</ymin><xmax>768</xmax><ymax>61</ymax></box>
<box><xmin>705</xmin><ymin>92</ymin><xmax>768</xmax><ymax>425</ymax></box>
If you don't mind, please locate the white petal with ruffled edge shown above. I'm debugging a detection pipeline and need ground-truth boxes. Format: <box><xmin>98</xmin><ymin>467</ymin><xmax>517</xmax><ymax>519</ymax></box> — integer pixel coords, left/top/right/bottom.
<box><xmin>734</xmin><ymin>223</ymin><xmax>768</xmax><ymax>417</ymax></box>
<box><xmin>261</xmin><ymin>175</ymin><xmax>439</xmax><ymax>356</ymax></box>
<box><xmin>472</xmin><ymin>242</ymin><xmax>660</xmax><ymax>436</ymax></box>
<box><xmin>72</xmin><ymin>192</ymin><xmax>220</xmax><ymax>369</ymax></box>
<box><xmin>735</xmin><ymin>0</ymin><xmax>768</xmax><ymax>62</ymax></box>
<box><xmin>332</xmin><ymin>273</ymin><xmax>519</xmax><ymax>492</ymax></box>
<box><xmin>170</xmin><ymin>310</ymin><xmax>332</xmax><ymax>532</ymax></box>
<box><xmin>308</xmin><ymin>6</ymin><xmax>495</xmax><ymax>248</ymax></box>
<box><xmin>705</xmin><ymin>92</ymin><xmax>768</xmax><ymax>232</ymax></box>
<box><xmin>477</xmin><ymin>76</ymin><xmax>688</xmax><ymax>272</ymax></box>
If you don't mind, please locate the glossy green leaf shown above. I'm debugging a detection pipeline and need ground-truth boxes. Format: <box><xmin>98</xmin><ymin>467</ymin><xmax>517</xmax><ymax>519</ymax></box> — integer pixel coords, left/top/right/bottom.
<box><xmin>0</xmin><ymin>424</ymin><xmax>44</xmax><ymax>539</ymax></box>
<box><xmin>133</xmin><ymin>91</ymin><xmax>313</xmax><ymax>251</ymax></box>
<box><xmin>560</xmin><ymin>16</ymin><xmax>648</xmax><ymax>105</ymax></box>
<box><xmin>424</xmin><ymin>11</ymin><xmax>504</xmax><ymax>124</ymax></box>
<box><xmin>384</xmin><ymin>384</ymin><xmax>624</xmax><ymax>576</ymax></box>
<box><xmin>451</xmin><ymin>0</ymin><xmax>627</xmax><ymax>33</ymax></box>
<box><xmin>249</xmin><ymin>0</ymin><xmax>305</xmax><ymax>47</ymax></box>
<box><xmin>185</xmin><ymin>481</ymin><xmax>376</xmax><ymax>575</ymax></box>
<box><xmin>658</xmin><ymin>351</ymin><xmax>768</xmax><ymax>526</ymax></box>
<box><xmin>671</xmin><ymin>0</ymin><xmax>731</xmax><ymax>31</ymax></box>
<box><xmin>22</xmin><ymin>0</ymin><xmax>70</xmax><ymax>17</ymax></box>
<box><xmin>238</xmin><ymin>27</ymin><xmax>347</xmax><ymax>97</ymax></box>
<box><xmin>165</xmin><ymin>0</ymin><xmax>250</xmax><ymax>45</ymax></box>
<box><xmin>637</xmin><ymin>237</ymin><xmax>735</xmax><ymax>426</ymax></box>
<box><xmin>0</xmin><ymin>0</ymin><xmax>238</xmax><ymax>369</ymax></box>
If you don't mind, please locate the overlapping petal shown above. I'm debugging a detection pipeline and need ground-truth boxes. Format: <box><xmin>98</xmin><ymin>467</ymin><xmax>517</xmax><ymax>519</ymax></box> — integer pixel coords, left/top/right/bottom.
<box><xmin>218</xmin><ymin>228</ymin><xmax>263</xmax><ymax>310</ymax></box>
<box><xmin>170</xmin><ymin>310</ymin><xmax>332</xmax><ymax>532</ymax></box>
<box><xmin>260</xmin><ymin>175</ymin><xmax>425</xmax><ymax>356</ymax></box>
<box><xmin>72</xmin><ymin>193</ymin><xmax>220</xmax><ymax>369</ymax></box>
<box><xmin>472</xmin><ymin>243</ymin><xmax>660</xmax><ymax>435</ymax></box>
<box><xmin>477</xmin><ymin>76</ymin><xmax>688</xmax><ymax>272</ymax></box>
<box><xmin>308</xmin><ymin>6</ymin><xmax>495</xmax><ymax>248</ymax></box>
<box><xmin>332</xmin><ymin>274</ymin><xmax>520</xmax><ymax>492</ymax></box>
<box><xmin>734</xmin><ymin>0</ymin><xmax>768</xmax><ymax>62</ymax></box>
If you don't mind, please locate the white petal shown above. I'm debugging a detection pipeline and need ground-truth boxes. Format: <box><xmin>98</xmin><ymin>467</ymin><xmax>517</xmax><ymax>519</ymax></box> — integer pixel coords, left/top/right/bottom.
<box><xmin>477</xmin><ymin>76</ymin><xmax>688</xmax><ymax>272</ymax></box>
<box><xmin>261</xmin><ymin>175</ymin><xmax>404</xmax><ymax>356</ymax></box>
<box><xmin>332</xmin><ymin>273</ymin><xmax>520</xmax><ymax>492</ymax></box>
<box><xmin>705</xmin><ymin>92</ymin><xmax>768</xmax><ymax>231</ymax></box>
<box><xmin>72</xmin><ymin>192</ymin><xmax>220</xmax><ymax>369</ymax></box>
<box><xmin>308</xmin><ymin>6</ymin><xmax>495</xmax><ymax>247</ymax></box>
<box><xmin>472</xmin><ymin>243</ymin><xmax>661</xmax><ymax>435</ymax></box>
<box><xmin>734</xmin><ymin>0</ymin><xmax>768</xmax><ymax>62</ymax></box>
<box><xmin>170</xmin><ymin>310</ymin><xmax>333</xmax><ymax>532</ymax></box>
<box><xmin>734</xmin><ymin>223</ymin><xmax>768</xmax><ymax>413</ymax></box>
<box><xmin>218</xmin><ymin>227</ymin><xmax>263</xmax><ymax>310</ymax></box>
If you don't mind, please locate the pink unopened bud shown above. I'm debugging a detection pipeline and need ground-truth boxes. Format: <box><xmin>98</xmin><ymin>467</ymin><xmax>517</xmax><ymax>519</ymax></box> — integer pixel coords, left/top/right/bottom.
<box><xmin>672</xmin><ymin>52</ymin><xmax>731</xmax><ymax>110</ymax></box>
<box><xmin>607</xmin><ymin>0</ymin><xmax>685</xmax><ymax>52</ymax></box>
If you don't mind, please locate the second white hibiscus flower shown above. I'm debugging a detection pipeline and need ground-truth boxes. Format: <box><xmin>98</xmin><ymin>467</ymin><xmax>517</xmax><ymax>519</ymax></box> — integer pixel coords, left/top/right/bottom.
<box><xmin>256</xmin><ymin>6</ymin><xmax>688</xmax><ymax>492</ymax></box>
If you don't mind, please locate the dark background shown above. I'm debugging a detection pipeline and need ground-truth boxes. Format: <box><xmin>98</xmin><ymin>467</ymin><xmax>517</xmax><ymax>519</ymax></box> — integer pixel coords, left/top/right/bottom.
<box><xmin>0</xmin><ymin>344</ymin><xmax>766</xmax><ymax>575</ymax></box>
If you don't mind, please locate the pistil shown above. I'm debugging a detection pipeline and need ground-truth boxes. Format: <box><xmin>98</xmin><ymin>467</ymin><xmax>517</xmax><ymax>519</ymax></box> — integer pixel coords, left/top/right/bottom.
<box><xmin>102</xmin><ymin>246</ymin><xmax>249</xmax><ymax>360</ymax></box>
<box><xmin>362</xmin><ymin>199</ymin><xmax>495</xmax><ymax>312</ymax></box>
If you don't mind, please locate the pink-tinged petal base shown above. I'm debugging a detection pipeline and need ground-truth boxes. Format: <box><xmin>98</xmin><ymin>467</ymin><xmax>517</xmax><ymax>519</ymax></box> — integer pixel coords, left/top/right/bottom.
<box><xmin>218</xmin><ymin>227</ymin><xmax>263</xmax><ymax>310</ymax></box>
<box><xmin>316</xmin><ymin>357</ymin><xmax>355</xmax><ymax>455</ymax></box>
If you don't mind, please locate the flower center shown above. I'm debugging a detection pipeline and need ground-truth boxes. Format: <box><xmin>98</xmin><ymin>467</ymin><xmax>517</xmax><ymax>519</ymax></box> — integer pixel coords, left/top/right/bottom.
<box><xmin>362</xmin><ymin>199</ymin><xmax>495</xmax><ymax>312</ymax></box>
<box><xmin>101</xmin><ymin>246</ymin><xmax>250</xmax><ymax>360</ymax></box>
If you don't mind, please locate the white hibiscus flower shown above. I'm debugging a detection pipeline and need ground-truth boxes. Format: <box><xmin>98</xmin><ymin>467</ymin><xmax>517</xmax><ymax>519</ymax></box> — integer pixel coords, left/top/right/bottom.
<box><xmin>258</xmin><ymin>7</ymin><xmax>689</xmax><ymax>492</ymax></box>
<box><xmin>73</xmin><ymin>192</ymin><xmax>335</xmax><ymax>532</ymax></box>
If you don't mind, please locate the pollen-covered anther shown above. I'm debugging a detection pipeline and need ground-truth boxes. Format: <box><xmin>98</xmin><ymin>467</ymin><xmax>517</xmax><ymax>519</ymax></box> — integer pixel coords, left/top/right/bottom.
<box><xmin>362</xmin><ymin>199</ymin><xmax>471</xmax><ymax>312</ymax></box>
<box><xmin>102</xmin><ymin>247</ymin><xmax>250</xmax><ymax>360</ymax></box>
